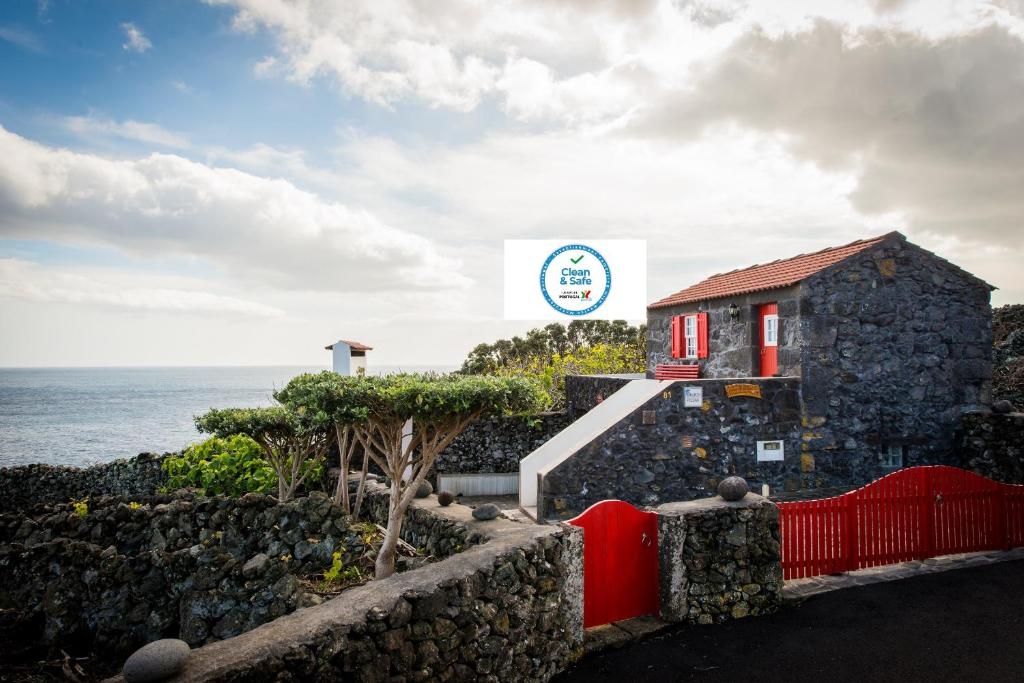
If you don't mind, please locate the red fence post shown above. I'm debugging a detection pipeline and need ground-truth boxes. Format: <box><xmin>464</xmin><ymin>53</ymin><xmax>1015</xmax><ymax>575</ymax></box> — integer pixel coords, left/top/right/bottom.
<box><xmin>920</xmin><ymin>467</ymin><xmax>934</xmax><ymax>560</ymax></box>
<box><xmin>844</xmin><ymin>494</ymin><xmax>858</xmax><ymax>572</ymax></box>
<box><xmin>995</xmin><ymin>485</ymin><xmax>1009</xmax><ymax>551</ymax></box>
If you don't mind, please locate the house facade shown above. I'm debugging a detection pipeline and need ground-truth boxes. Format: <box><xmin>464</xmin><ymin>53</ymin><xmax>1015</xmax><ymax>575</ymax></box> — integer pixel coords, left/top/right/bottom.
<box><xmin>646</xmin><ymin>231</ymin><xmax>994</xmax><ymax>484</ymax></box>
<box><xmin>522</xmin><ymin>232</ymin><xmax>995</xmax><ymax>520</ymax></box>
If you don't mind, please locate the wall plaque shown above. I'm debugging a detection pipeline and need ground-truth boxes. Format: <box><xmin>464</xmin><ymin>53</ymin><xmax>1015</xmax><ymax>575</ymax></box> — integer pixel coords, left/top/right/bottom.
<box><xmin>726</xmin><ymin>383</ymin><xmax>762</xmax><ymax>399</ymax></box>
<box><xmin>756</xmin><ymin>440</ymin><xmax>784</xmax><ymax>462</ymax></box>
<box><xmin>683</xmin><ymin>386</ymin><xmax>703</xmax><ymax>407</ymax></box>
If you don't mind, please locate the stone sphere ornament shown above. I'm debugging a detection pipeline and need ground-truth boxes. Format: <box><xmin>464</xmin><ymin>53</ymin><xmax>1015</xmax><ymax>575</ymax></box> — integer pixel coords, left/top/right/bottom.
<box><xmin>122</xmin><ymin>639</ymin><xmax>191</xmax><ymax>683</ymax></box>
<box><xmin>437</xmin><ymin>491</ymin><xmax>455</xmax><ymax>506</ymax></box>
<box><xmin>415</xmin><ymin>480</ymin><xmax>433</xmax><ymax>498</ymax></box>
<box><xmin>472</xmin><ymin>503</ymin><xmax>501</xmax><ymax>520</ymax></box>
<box><xmin>993</xmin><ymin>399</ymin><xmax>1016</xmax><ymax>414</ymax></box>
<box><xmin>718</xmin><ymin>476</ymin><xmax>749</xmax><ymax>502</ymax></box>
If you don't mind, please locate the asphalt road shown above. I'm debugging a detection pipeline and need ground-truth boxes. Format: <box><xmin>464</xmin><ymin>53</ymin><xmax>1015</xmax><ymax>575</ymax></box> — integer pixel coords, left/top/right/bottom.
<box><xmin>556</xmin><ymin>560</ymin><xmax>1024</xmax><ymax>683</ymax></box>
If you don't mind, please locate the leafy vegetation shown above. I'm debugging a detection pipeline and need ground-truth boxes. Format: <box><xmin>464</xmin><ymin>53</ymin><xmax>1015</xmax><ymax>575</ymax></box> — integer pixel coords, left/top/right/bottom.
<box><xmin>458</xmin><ymin>321</ymin><xmax>647</xmax><ymax>409</ymax></box>
<box><xmin>194</xmin><ymin>406</ymin><xmax>328</xmax><ymax>502</ymax></box>
<box><xmin>319</xmin><ymin>372</ymin><xmax>546</xmax><ymax>578</ymax></box>
<box><xmin>492</xmin><ymin>342</ymin><xmax>645</xmax><ymax>411</ymax></box>
<box><xmin>459</xmin><ymin>320</ymin><xmax>646</xmax><ymax>374</ymax></box>
<box><xmin>71</xmin><ymin>498</ymin><xmax>88</xmax><ymax>518</ymax></box>
<box><xmin>275</xmin><ymin>372</ymin><xmax>373</xmax><ymax>516</ymax></box>
<box><xmin>163</xmin><ymin>434</ymin><xmax>277</xmax><ymax>496</ymax></box>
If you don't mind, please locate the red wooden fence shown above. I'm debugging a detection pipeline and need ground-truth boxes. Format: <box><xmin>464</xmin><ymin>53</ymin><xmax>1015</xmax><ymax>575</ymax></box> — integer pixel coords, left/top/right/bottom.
<box><xmin>779</xmin><ymin>466</ymin><xmax>1024</xmax><ymax>580</ymax></box>
<box><xmin>567</xmin><ymin>500</ymin><xmax>660</xmax><ymax>628</ymax></box>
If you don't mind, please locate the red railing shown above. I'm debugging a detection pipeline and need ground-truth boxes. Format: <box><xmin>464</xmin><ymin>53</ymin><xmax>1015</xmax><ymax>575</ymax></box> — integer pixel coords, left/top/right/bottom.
<box><xmin>779</xmin><ymin>466</ymin><xmax>1024</xmax><ymax>580</ymax></box>
<box><xmin>654</xmin><ymin>363</ymin><xmax>699</xmax><ymax>380</ymax></box>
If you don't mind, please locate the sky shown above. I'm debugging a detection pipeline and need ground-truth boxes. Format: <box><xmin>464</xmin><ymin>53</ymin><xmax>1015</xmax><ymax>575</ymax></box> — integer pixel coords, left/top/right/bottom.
<box><xmin>0</xmin><ymin>0</ymin><xmax>1021</xmax><ymax>368</ymax></box>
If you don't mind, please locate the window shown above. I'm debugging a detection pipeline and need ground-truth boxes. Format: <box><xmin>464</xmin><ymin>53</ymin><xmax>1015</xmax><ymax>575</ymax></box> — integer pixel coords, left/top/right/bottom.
<box><xmin>881</xmin><ymin>445</ymin><xmax>904</xmax><ymax>469</ymax></box>
<box><xmin>684</xmin><ymin>315</ymin><xmax>698</xmax><ymax>358</ymax></box>
<box><xmin>763</xmin><ymin>314</ymin><xmax>779</xmax><ymax>347</ymax></box>
<box><xmin>671</xmin><ymin>312</ymin><xmax>708</xmax><ymax>359</ymax></box>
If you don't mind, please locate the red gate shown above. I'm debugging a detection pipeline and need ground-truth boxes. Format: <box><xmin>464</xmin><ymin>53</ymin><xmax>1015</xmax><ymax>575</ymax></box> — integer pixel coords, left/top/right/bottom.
<box><xmin>567</xmin><ymin>500</ymin><xmax>660</xmax><ymax>628</ymax></box>
<box><xmin>779</xmin><ymin>466</ymin><xmax>1024</xmax><ymax>580</ymax></box>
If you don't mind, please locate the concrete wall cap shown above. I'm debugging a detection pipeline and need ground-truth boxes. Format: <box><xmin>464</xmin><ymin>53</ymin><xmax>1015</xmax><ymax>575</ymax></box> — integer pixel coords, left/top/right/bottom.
<box><xmin>656</xmin><ymin>493</ymin><xmax>773</xmax><ymax>515</ymax></box>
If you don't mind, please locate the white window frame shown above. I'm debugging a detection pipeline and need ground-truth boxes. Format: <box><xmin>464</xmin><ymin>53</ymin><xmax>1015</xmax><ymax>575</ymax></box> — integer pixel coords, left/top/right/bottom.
<box><xmin>881</xmin><ymin>445</ymin><xmax>904</xmax><ymax>469</ymax></box>
<box><xmin>683</xmin><ymin>314</ymin><xmax>698</xmax><ymax>359</ymax></box>
<box><xmin>763</xmin><ymin>314</ymin><xmax>779</xmax><ymax>347</ymax></box>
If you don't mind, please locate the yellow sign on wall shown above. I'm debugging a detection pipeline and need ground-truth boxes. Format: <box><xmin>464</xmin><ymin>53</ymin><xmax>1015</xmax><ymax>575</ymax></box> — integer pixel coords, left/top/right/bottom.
<box><xmin>725</xmin><ymin>383</ymin><xmax>762</xmax><ymax>399</ymax></box>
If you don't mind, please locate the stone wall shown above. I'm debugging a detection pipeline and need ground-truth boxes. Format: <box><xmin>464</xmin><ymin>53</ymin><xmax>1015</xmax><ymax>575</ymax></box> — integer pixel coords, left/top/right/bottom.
<box><xmin>106</xmin><ymin>506</ymin><xmax>585</xmax><ymax>683</ymax></box>
<box><xmin>961</xmin><ymin>411</ymin><xmax>1024</xmax><ymax>484</ymax></box>
<box><xmin>435</xmin><ymin>413</ymin><xmax>571</xmax><ymax>475</ymax></box>
<box><xmin>564</xmin><ymin>374</ymin><xmax>637</xmax><ymax>419</ymax></box>
<box><xmin>657</xmin><ymin>494</ymin><xmax>783</xmax><ymax>624</ymax></box>
<box><xmin>0</xmin><ymin>452</ymin><xmax>168</xmax><ymax>512</ymax></box>
<box><xmin>362</xmin><ymin>486</ymin><xmax>487</xmax><ymax>558</ymax></box>
<box><xmin>0</xmin><ymin>492</ymin><xmax>372</xmax><ymax>656</ymax></box>
<box><xmin>798</xmin><ymin>235</ymin><xmax>993</xmax><ymax>487</ymax></box>
<box><xmin>646</xmin><ymin>284</ymin><xmax>802</xmax><ymax>379</ymax></box>
<box><xmin>539</xmin><ymin>378</ymin><xmax>803</xmax><ymax>519</ymax></box>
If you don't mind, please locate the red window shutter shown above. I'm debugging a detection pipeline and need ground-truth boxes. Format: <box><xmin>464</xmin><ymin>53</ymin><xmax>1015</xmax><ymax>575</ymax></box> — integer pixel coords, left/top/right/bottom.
<box><xmin>670</xmin><ymin>316</ymin><xmax>680</xmax><ymax>358</ymax></box>
<box><xmin>697</xmin><ymin>312</ymin><xmax>708</xmax><ymax>359</ymax></box>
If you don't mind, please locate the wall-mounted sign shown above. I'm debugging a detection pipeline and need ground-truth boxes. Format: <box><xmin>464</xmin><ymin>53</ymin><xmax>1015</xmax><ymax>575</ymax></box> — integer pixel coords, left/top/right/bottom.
<box><xmin>756</xmin><ymin>440</ymin><xmax>785</xmax><ymax>462</ymax></box>
<box><xmin>726</xmin><ymin>383</ymin><xmax>762</xmax><ymax>399</ymax></box>
<box><xmin>684</xmin><ymin>386</ymin><xmax>703</xmax><ymax>407</ymax></box>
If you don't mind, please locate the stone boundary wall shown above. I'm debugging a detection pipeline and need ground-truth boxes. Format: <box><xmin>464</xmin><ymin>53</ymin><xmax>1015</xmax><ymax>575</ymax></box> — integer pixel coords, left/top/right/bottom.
<box><xmin>362</xmin><ymin>486</ymin><xmax>487</xmax><ymax>557</ymax></box>
<box><xmin>0</xmin><ymin>452</ymin><xmax>168</xmax><ymax>512</ymax></box>
<box><xmin>435</xmin><ymin>413</ymin><xmax>571</xmax><ymax>475</ymax></box>
<box><xmin>0</xmin><ymin>492</ymin><xmax>371</xmax><ymax>654</ymax></box>
<box><xmin>961</xmin><ymin>411</ymin><xmax>1024</xmax><ymax>484</ymax></box>
<box><xmin>105</xmin><ymin>498</ymin><xmax>585</xmax><ymax>683</ymax></box>
<box><xmin>540</xmin><ymin>378</ymin><xmax>803</xmax><ymax>519</ymax></box>
<box><xmin>657</xmin><ymin>494</ymin><xmax>783</xmax><ymax>624</ymax></box>
<box><xmin>564</xmin><ymin>374</ymin><xmax>636</xmax><ymax>419</ymax></box>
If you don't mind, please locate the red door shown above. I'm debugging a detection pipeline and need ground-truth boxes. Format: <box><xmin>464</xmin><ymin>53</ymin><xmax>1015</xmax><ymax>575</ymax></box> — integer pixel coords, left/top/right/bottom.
<box><xmin>567</xmin><ymin>500</ymin><xmax>659</xmax><ymax>627</ymax></box>
<box><xmin>759</xmin><ymin>303</ymin><xmax>778</xmax><ymax>377</ymax></box>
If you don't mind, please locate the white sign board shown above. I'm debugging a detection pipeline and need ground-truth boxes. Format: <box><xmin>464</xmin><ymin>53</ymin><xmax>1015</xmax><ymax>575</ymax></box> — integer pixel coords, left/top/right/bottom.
<box><xmin>683</xmin><ymin>386</ymin><xmax>703</xmax><ymax>408</ymax></box>
<box><xmin>503</xmin><ymin>240</ymin><xmax>647</xmax><ymax>320</ymax></box>
<box><xmin>756</xmin><ymin>440</ymin><xmax>785</xmax><ymax>462</ymax></box>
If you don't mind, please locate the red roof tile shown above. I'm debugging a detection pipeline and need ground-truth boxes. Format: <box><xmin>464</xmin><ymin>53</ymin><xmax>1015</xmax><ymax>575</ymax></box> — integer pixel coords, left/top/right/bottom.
<box><xmin>648</xmin><ymin>233</ymin><xmax>895</xmax><ymax>310</ymax></box>
<box><xmin>324</xmin><ymin>339</ymin><xmax>373</xmax><ymax>351</ymax></box>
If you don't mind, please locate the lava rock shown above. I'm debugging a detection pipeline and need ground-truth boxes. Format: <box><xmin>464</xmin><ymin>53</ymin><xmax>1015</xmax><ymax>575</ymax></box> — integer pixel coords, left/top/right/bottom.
<box><xmin>122</xmin><ymin>638</ymin><xmax>190</xmax><ymax>683</ymax></box>
<box><xmin>718</xmin><ymin>476</ymin><xmax>749</xmax><ymax>502</ymax></box>
<box><xmin>472</xmin><ymin>503</ymin><xmax>501</xmax><ymax>521</ymax></box>
<box><xmin>415</xmin><ymin>480</ymin><xmax>433</xmax><ymax>498</ymax></box>
<box><xmin>437</xmin><ymin>491</ymin><xmax>455</xmax><ymax>507</ymax></box>
<box><xmin>993</xmin><ymin>399</ymin><xmax>1016</xmax><ymax>414</ymax></box>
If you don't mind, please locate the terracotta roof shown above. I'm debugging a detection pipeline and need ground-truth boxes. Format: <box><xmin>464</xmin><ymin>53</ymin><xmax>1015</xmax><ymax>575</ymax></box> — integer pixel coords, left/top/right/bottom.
<box><xmin>324</xmin><ymin>339</ymin><xmax>373</xmax><ymax>351</ymax></box>
<box><xmin>648</xmin><ymin>233</ymin><xmax>896</xmax><ymax>310</ymax></box>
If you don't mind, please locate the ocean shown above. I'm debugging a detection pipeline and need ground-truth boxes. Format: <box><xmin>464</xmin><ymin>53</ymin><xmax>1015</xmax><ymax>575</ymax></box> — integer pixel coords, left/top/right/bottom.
<box><xmin>0</xmin><ymin>366</ymin><xmax>455</xmax><ymax>468</ymax></box>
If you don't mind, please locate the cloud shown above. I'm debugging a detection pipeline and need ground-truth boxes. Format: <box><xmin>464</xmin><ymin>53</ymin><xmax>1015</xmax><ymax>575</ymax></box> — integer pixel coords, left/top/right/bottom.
<box><xmin>171</xmin><ymin>80</ymin><xmax>193</xmax><ymax>94</ymax></box>
<box><xmin>121</xmin><ymin>22</ymin><xmax>152</xmax><ymax>53</ymax></box>
<box><xmin>635</xmin><ymin>20</ymin><xmax>1024</xmax><ymax>245</ymax></box>
<box><xmin>0</xmin><ymin>25</ymin><xmax>43</xmax><ymax>52</ymax></box>
<box><xmin>0</xmin><ymin>125</ymin><xmax>469</xmax><ymax>293</ymax></box>
<box><xmin>0</xmin><ymin>258</ymin><xmax>284</xmax><ymax>317</ymax></box>
<box><xmin>62</xmin><ymin>115</ymin><xmax>190</xmax><ymax>148</ymax></box>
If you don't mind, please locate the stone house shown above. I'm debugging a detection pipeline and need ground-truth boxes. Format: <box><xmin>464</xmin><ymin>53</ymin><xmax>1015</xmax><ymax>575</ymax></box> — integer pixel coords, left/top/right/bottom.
<box><xmin>519</xmin><ymin>231</ymin><xmax>996</xmax><ymax>519</ymax></box>
<box><xmin>645</xmin><ymin>231</ymin><xmax>994</xmax><ymax>486</ymax></box>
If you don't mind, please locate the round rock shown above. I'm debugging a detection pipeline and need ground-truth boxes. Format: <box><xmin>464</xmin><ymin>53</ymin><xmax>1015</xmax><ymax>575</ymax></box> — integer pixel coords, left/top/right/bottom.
<box><xmin>415</xmin><ymin>480</ymin><xmax>433</xmax><ymax>498</ymax></box>
<box><xmin>122</xmin><ymin>639</ymin><xmax>190</xmax><ymax>683</ymax></box>
<box><xmin>718</xmin><ymin>476</ymin><xmax>749</xmax><ymax>502</ymax></box>
<box><xmin>472</xmin><ymin>503</ymin><xmax>501</xmax><ymax>521</ymax></box>
<box><xmin>437</xmin><ymin>491</ymin><xmax>455</xmax><ymax>507</ymax></box>
<box><xmin>993</xmin><ymin>399</ymin><xmax>1016</xmax><ymax>414</ymax></box>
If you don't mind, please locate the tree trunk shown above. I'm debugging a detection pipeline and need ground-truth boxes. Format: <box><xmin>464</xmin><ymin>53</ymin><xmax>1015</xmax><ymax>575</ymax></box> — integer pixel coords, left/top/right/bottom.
<box><xmin>352</xmin><ymin>449</ymin><xmax>370</xmax><ymax>521</ymax></box>
<box><xmin>375</xmin><ymin>478</ymin><xmax>410</xmax><ymax>578</ymax></box>
<box><xmin>334</xmin><ymin>424</ymin><xmax>350</xmax><ymax>511</ymax></box>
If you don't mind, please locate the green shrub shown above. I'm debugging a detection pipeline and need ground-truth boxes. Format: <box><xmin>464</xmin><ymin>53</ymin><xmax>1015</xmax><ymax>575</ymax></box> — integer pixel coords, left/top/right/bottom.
<box><xmin>163</xmin><ymin>434</ymin><xmax>277</xmax><ymax>496</ymax></box>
